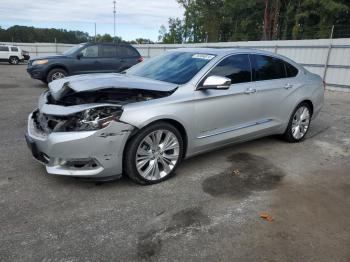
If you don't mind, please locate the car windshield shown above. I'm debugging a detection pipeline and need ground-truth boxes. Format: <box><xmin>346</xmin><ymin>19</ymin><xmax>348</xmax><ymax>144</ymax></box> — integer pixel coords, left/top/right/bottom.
<box><xmin>63</xmin><ymin>44</ymin><xmax>84</xmax><ymax>56</ymax></box>
<box><xmin>126</xmin><ymin>51</ymin><xmax>216</xmax><ymax>85</ymax></box>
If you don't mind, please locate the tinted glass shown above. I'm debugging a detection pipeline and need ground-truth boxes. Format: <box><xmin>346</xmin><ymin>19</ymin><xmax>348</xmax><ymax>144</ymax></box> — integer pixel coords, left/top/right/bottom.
<box><xmin>285</xmin><ymin>62</ymin><xmax>299</xmax><ymax>77</ymax></box>
<box><xmin>0</xmin><ymin>46</ymin><xmax>9</xmax><ymax>51</ymax></box>
<box><xmin>127</xmin><ymin>52</ymin><xmax>215</xmax><ymax>85</ymax></box>
<box><xmin>117</xmin><ymin>46</ymin><xmax>139</xmax><ymax>58</ymax></box>
<box><xmin>11</xmin><ymin>47</ymin><xmax>18</xmax><ymax>52</ymax></box>
<box><xmin>207</xmin><ymin>54</ymin><xmax>251</xmax><ymax>84</ymax></box>
<box><xmin>81</xmin><ymin>45</ymin><xmax>98</xmax><ymax>58</ymax></box>
<box><xmin>252</xmin><ymin>55</ymin><xmax>286</xmax><ymax>81</ymax></box>
<box><xmin>99</xmin><ymin>45</ymin><xmax>116</xmax><ymax>57</ymax></box>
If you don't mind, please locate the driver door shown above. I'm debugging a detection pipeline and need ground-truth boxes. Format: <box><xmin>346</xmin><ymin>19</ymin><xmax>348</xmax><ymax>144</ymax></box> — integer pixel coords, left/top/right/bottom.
<box><xmin>72</xmin><ymin>44</ymin><xmax>101</xmax><ymax>74</ymax></box>
<box><xmin>194</xmin><ymin>54</ymin><xmax>263</xmax><ymax>152</ymax></box>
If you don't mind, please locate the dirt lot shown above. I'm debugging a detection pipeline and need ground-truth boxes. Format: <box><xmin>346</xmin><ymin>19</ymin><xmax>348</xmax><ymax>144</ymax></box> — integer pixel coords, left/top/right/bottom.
<box><xmin>0</xmin><ymin>64</ymin><xmax>349</xmax><ymax>262</ymax></box>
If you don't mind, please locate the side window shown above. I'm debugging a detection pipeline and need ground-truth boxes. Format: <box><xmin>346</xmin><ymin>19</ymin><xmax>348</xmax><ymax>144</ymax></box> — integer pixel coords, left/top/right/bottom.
<box><xmin>81</xmin><ymin>45</ymin><xmax>98</xmax><ymax>58</ymax></box>
<box><xmin>116</xmin><ymin>46</ymin><xmax>139</xmax><ymax>58</ymax></box>
<box><xmin>0</xmin><ymin>46</ymin><xmax>9</xmax><ymax>52</ymax></box>
<box><xmin>99</xmin><ymin>45</ymin><xmax>116</xmax><ymax>57</ymax></box>
<box><xmin>11</xmin><ymin>47</ymin><xmax>18</xmax><ymax>52</ymax></box>
<box><xmin>285</xmin><ymin>62</ymin><xmax>299</xmax><ymax>78</ymax></box>
<box><xmin>252</xmin><ymin>55</ymin><xmax>286</xmax><ymax>81</ymax></box>
<box><xmin>207</xmin><ymin>54</ymin><xmax>251</xmax><ymax>84</ymax></box>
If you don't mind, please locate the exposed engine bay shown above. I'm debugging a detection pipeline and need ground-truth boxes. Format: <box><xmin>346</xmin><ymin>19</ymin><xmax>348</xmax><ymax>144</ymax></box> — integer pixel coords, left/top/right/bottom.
<box><xmin>33</xmin><ymin>86</ymin><xmax>175</xmax><ymax>134</ymax></box>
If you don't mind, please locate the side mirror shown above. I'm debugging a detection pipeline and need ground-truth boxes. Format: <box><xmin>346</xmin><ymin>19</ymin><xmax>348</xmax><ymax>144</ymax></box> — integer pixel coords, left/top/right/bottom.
<box><xmin>76</xmin><ymin>53</ymin><xmax>83</xmax><ymax>60</ymax></box>
<box><xmin>199</xmin><ymin>75</ymin><xmax>231</xmax><ymax>90</ymax></box>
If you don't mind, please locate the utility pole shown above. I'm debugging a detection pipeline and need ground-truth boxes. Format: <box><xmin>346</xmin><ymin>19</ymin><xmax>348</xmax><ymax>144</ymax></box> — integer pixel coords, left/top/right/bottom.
<box><xmin>94</xmin><ymin>22</ymin><xmax>97</xmax><ymax>42</ymax></box>
<box><xmin>113</xmin><ymin>1</ymin><xmax>116</xmax><ymax>43</ymax></box>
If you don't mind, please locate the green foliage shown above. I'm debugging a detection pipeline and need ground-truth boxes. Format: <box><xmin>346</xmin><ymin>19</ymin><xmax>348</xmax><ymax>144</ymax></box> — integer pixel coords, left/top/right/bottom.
<box><xmin>0</xmin><ymin>25</ymin><xmax>90</xmax><ymax>43</ymax></box>
<box><xmin>0</xmin><ymin>25</ymin><xmax>153</xmax><ymax>44</ymax></box>
<box><xmin>159</xmin><ymin>0</ymin><xmax>350</xmax><ymax>43</ymax></box>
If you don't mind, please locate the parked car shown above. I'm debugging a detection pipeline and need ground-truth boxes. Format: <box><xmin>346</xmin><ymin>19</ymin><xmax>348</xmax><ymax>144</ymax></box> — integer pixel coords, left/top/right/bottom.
<box><xmin>22</xmin><ymin>50</ymin><xmax>30</xmax><ymax>61</ymax></box>
<box><xmin>27</xmin><ymin>42</ymin><xmax>143</xmax><ymax>83</ymax></box>
<box><xmin>0</xmin><ymin>44</ymin><xmax>25</xmax><ymax>64</ymax></box>
<box><xmin>25</xmin><ymin>48</ymin><xmax>324</xmax><ymax>184</ymax></box>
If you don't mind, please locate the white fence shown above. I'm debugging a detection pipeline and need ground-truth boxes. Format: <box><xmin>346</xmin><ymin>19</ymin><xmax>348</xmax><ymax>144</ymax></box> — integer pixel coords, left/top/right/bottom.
<box><xmin>2</xmin><ymin>38</ymin><xmax>350</xmax><ymax>90</ymax></box>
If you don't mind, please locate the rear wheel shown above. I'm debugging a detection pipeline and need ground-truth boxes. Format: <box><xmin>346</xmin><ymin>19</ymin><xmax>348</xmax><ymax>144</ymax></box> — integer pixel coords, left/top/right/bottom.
<box><xmin>46</xmin><ymin>68</ymin><xmax>67</xmax><ymax>83</ymax></box>
<box><xmin>9</xmin><ymin>56</ymin><xmax>19</xmax><ymax>65</ymax></box>
<box><xmin>283</xmin><ymin>102</ymin><xmax>312</xmax><ymax>143</ymax></box>
<box><xmin>124</xmin><ymin>122</ymin><xmax>183</xmax><ymax>185</ymax></box>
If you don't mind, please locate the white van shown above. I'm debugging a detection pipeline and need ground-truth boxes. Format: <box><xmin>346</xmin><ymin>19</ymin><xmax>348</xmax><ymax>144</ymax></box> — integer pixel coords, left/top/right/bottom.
<box><xmin>0</xmin><ymin>45</ymin><xmax>24</xmax><ymax>64</ymax></box>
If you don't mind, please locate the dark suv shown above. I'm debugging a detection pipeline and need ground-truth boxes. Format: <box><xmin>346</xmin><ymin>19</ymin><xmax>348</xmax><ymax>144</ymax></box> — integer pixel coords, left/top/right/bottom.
<box><xmin>27</xmin><ymin>42</ymin><xmax>143</xmax><ymax>83</ymax></box>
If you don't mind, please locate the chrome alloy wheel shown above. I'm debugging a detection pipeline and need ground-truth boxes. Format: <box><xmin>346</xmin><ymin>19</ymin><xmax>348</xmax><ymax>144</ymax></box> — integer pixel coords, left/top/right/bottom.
<box><xmin>135</xmin><ymin>130</ymin><xmax>180</xmax><ymax>181</ymax></box>
<box><xmin>291</xmin><ymin>106</ymin><xmax>310</xmax><ymax>140</ymax></box>
<box><xmin>51</xmin><ymin>72</ymin><xmax>65</xmax><ymax>81</ymax></box>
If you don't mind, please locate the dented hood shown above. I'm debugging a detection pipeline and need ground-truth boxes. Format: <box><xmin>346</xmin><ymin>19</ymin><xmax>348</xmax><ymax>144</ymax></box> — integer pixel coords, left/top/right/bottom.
<box><xmin>49</xmin><ymin>73</ymin><xmax>177</xmax><ymax>100</ymax></box>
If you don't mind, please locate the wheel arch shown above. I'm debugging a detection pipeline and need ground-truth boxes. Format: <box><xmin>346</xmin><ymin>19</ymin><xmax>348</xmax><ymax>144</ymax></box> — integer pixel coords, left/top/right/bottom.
<box><xmin>125</xmin><ymin>118</ymin><xmax>189</xmax><ymax>159</ymax></box>
<box><xmin>46</xmin><ymin>64</ymin><xmax>70</xmax><ymax>76</ymax></box>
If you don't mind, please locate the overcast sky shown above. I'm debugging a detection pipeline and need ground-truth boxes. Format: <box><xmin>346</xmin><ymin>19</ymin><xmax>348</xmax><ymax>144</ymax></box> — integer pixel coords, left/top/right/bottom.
<box><xmin>0</xmin><ymin>0</ymin><xmax>184</xmax><ymax>41</ymax></box>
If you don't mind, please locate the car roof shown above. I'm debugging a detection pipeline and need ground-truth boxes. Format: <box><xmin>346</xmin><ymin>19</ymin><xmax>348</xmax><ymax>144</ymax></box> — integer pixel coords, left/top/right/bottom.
<box><xmin>84</xmin><ymin>42</ymin><xmax>133</xmax><ymax>46</ymax></box>
<box><xmin>169</xmin><ymin>47</ymin><xmax>298</xmax><ymax>65</ymax></box>
<box><xmin>170</xmin><ymin>47</ymin><xmax>284</xmax><ymax>58</ymax></box>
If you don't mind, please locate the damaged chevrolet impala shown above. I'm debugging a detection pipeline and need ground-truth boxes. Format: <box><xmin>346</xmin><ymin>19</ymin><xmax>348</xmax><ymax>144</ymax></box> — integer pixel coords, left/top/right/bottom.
<box><xmin>26</xmin><ymin>48</ymin><xmax>324</xmax><ymax>184</ymax></box>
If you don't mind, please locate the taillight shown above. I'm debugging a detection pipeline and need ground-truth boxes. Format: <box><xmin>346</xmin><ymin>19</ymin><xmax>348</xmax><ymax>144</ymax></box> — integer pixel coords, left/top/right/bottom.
<box><xmin>138</xmin><ymin>57</ymin><xmax>144</xmax><ymax>62</ymax></box>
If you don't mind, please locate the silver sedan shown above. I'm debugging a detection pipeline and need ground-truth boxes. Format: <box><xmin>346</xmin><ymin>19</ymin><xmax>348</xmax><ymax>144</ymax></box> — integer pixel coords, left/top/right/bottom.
<box><xmin>26</xmin><ymin>48</ymin><xmax>324</xmax><ymax>184</ymax></box>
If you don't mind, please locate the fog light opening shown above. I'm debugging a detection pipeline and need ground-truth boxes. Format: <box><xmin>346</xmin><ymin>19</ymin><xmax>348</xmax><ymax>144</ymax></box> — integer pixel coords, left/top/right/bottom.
<box><xmin>59</xmin><ymin>158</ymin><xmax>100</xmax><ymax>169</ymax></box>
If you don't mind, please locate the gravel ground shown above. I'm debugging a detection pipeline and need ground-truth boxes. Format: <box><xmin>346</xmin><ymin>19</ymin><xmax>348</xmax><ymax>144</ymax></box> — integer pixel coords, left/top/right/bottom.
<box><xmin>0</xmin><ymin>64</ymin><xmax>349</xmax><ymax>262</ymax></box>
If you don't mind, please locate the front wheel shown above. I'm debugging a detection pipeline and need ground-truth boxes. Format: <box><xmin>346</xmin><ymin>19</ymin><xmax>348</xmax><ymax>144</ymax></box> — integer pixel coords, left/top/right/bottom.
<box><xmin>283</xmin><ymin>102</ymin><xmax>312</xmax><ymax>143</ymax></box>
<box><xmin>46</xmin><ymin>68</ymin><xmax>67</xmax><ymax>83</ymax></box>
<box><xmin>124</xmin><ymin>122</ymin><xmax>183</xmax><ymax>185</ymax></box>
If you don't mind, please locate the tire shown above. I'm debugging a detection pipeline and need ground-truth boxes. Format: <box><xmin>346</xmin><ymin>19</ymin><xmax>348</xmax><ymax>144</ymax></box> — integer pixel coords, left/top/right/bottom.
<box><xmin>283</xmin><ymin>102</ymin><xmax>312</xmax><ymax>143</ymax></box>
<box><xmin>9</xmin><ymin>56</ymin><xmax>19</xmax><ymax>65</ymax></box>
<box><xmin>124</xmin><ymin>122</ymin><xmax>184</xmax><ymax>185</ymax></box>
<box><xmin>46</xmin><ymin>68</ymin><xmax>67</xmax><ymax>83</ymax></box>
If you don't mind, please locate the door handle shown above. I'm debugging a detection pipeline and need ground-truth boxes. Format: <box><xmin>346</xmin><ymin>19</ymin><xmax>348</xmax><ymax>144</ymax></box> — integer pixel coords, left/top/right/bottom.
<box><xmin>284</xmin><ymin>83</ymin><xmax>294</xmax><ymax>89</ymax></box>
<box><xmin>244</xmin><ymin>88</ymin><xmax>257</xmax><ymax>94</ymax></box>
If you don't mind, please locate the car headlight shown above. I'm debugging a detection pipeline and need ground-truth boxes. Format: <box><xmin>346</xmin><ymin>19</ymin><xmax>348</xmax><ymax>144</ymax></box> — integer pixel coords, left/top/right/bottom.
<box><xmin>69</xmin><ymin>107</ymin><xmax>123</xmax><ymax>131</ymax></box>
<box><xmin>32</xmin><ymin>59</ymin><xmax>49</xmax><ymax>65</ymax></box>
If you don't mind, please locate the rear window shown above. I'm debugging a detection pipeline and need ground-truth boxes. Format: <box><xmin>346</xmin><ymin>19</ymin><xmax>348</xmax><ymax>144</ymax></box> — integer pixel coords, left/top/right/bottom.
<box><xmin>11</xmin><ymin>47</ymin><xmax>18</xmax><ymax>52</ymax></box>
<box><xmin>116</xmin><ymin>46</ymin><xmax>139</xmax><ymax>58</ymax></box>
<box><xmin>252</xmin><ymin>55</ymin><xmax>286</xmax><ymax>81</ymax></box>
<box><xmin>285</xmin><ymin>62</ymin><xmax>299</xmax><ymax>77</ymax></box>
<box><xmin>0</xmin><ymin>46</ymin><xmax>9</xmax><ymax>51</ymax></box>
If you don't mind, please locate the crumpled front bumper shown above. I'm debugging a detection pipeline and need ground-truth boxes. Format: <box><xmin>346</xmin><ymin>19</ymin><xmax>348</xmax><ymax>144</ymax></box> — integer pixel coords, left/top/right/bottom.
<box><xmin>26</xmin><ymin>112</ymin><xmax>135</xmax><ymax>178</ymax></box>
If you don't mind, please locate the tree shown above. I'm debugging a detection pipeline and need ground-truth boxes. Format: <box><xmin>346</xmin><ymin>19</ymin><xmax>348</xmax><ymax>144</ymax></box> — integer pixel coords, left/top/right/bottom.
<box><xmin>161</xmin><ymin>0</ymin><xmax>350</xmax><ymax>43</ymax></box>
<box><xmin>158</xmin><ymin>18</ymin><xmax>184</xmax><ymax>43</ymax></box>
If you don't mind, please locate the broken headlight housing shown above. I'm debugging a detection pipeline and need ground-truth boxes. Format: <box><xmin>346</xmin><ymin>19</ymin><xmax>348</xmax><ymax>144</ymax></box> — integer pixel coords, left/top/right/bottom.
<box><xmin>68</xmin><ymin>107</ymin><xmax>123</xmax><ymax>131</ymax></box>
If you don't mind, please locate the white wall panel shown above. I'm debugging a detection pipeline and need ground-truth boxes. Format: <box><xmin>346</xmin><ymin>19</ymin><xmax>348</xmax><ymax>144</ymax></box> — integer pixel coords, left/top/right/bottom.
<box><xmin>1</xmin><ymin>38</ymin><xmax>349</xmax><ymax>89</ymax></box>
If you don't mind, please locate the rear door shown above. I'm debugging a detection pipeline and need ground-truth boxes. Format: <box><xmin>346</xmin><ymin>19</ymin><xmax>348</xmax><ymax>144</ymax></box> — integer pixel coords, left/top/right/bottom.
<box><xmin>116</xmin><ymin>45</ymin><xmax>141</xmax><ymax>71</ymax></box>
<box><xmin>97</xmin><ymin>44</ymin><xmax>122</xmax><ymax>72</ymax></box>
<box><xmin>250</xmin><ymin>54</ymin><xmax>299</xmax><ymax>126</ymax></box>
